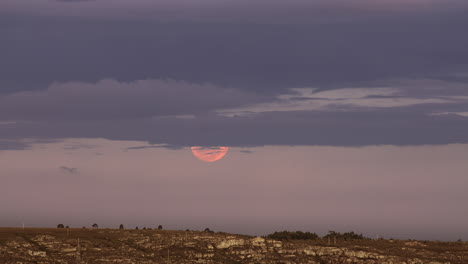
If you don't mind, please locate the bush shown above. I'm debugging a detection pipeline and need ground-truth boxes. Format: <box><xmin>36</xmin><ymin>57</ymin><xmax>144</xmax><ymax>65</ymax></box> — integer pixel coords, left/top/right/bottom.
<box><xmin>92</xmin><ymin>223</ymin><xmax>99</xmax><ymax>229</ymax></box>
<box><xmin>57</xmin><ymin>224</ymin><xmax>65</xmax><ymax>228</ymax></box>
<box><xmin>119</xmin><ymin>224</ymin><xmax>124</xmax><ymax>229</ymax></box>
<box><xmin>158</xmin><ymin>225</ymin><xmax>163</xmax><ymax>230</ymax></box>
<box><xmin>204</xmin><ymin>228</ymin><xmax>214</xmax><ymax>233</ymax></box>
<box><xmin>267</xmin><ymin>231</ymin><xmax>319</xmax><ymax>241</ymax></box>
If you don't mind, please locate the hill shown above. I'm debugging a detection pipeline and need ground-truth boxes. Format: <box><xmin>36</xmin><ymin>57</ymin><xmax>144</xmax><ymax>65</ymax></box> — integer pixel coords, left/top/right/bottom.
<box><xmin>0</xmin><ymin>227</ymin><xmax>466</xmax><ymax>263</ymax></box>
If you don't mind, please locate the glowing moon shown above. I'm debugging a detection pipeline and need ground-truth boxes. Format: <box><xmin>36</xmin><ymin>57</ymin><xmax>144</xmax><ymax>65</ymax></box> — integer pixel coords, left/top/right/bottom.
<box><xmin>191</xmin><ymin>146</ymin><xmax>229</xmax><ymax>162</ymax></box>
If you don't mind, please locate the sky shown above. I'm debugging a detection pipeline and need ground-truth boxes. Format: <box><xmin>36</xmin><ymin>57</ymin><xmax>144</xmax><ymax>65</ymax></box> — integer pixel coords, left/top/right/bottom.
<box><xmin>1</xmin><ymin>0</ymin><xmax>468</xmax><ymax>240</ymax></box>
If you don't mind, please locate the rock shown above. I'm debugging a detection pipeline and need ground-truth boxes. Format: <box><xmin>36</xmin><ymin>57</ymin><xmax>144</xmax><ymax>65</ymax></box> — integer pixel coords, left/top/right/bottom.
<box><xmin>250</xmin><ymin>237</ymin><xmax>266</xmax><ymax>247</ymax></box>
<box><xmin>27</xmin><ymin>250</ymin><xmax>46</xmax><ymax>257</ymax></box>
<box><xmin>216</xmin><ymin>238</ymin><xmax>245</xmax><ymax>249</ymax></box>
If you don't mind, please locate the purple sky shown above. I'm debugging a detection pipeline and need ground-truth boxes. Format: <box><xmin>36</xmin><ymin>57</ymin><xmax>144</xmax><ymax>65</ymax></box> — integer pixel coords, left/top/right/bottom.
<box><xmin>1</xmin><ymin>0</ymin><xmax>468</xmax><ymax>240</ymax></box>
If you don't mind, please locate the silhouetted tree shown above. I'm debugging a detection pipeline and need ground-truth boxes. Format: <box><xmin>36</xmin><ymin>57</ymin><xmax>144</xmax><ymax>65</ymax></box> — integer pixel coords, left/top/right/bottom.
<box><xmin>57</xmin><ymin>224</ymin><xmax>65</xmax><ymax>228</ymax></box>
<box><xmin>92</xmin><ymin>223</ymin><xmax>99</xmax><ymax>229</ymax></box>
<box><xmin>136</xmin><ymin>226</ymin><xmax>139</xmax><ymax>230</ymax></box>
<box><xmin>158</xmin><ymin>225</ymin><xmax>163</xmax><ymax>230</ymax></box>
<box><xmin>119</xmin><ymin>224</ymin><xmax>124</xmax><ymax>229</ymax></box>
<box><xmin>143</xmin><ymin>227</ymin><xmax>146</xmax><ymax>230</ymax></box>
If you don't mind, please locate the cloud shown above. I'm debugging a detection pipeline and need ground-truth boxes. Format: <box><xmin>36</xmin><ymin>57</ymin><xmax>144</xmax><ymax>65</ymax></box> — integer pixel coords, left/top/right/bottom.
<box><xmin>0</xmin><ymin>78</ymin><xmax>467</xmax><ymax>148</ymax></box>
<box><xmin>0</xmin><ymin>140</ymin><xmax>30</xmax><ymax>151</ymax></box>
<box><xmin>126</xmin><ymin>144</ymin><xmax>184</xmax><ymax>150</ymax></box>
<box><xmin>1</xmin><ymin>9</ymin><xmax>467</xmax><ymax>95</ymax></box>
<box><xmin>63</xmin><ymin>143</ymin><xmax>98</xmax><ymax>150</ymax></box>
<box><xmin>56</xmin><ymin>0</ymin><xmax>95</xmax><ymax>2</ymax></box>
<box><xmin>219</xmin><ymin>80</ymin><xmax>468</xmax><ymax>116</ymax></box>
<box><xmin>59</xmin><ymin>166</ymin><xmax>79</xmax><ymax>175</ymax></box>
<box><xmin>1</xmin><ymin>107</ymin><xmax>468</xmax><ymax>148</ymax></box>
<box><xmin>2</xmin><ymin>0</ymin><xmax>467</xmax><ymax>22</ymax></box>
<box><xmin>0</xmin><ymin>139</ymin><xmax>59</xmax><ymax>151</ymax></box>
<box><xmin>0</xmin><ymin>79</ymin><xmax>264</xmax><ymax>122</ymax></box>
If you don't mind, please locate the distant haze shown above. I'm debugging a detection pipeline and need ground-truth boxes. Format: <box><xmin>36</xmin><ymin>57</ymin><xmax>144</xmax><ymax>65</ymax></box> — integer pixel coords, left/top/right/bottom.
<box><xmin>1</xmin><ymin>139</ymin><xmax>467</xmax><ymax>241</ymax></box>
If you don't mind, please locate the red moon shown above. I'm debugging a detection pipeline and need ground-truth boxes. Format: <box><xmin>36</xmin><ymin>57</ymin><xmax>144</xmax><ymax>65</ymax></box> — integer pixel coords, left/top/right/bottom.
<box><xmin>191</xmin><ymin>146</ymin><xmax>229</xmax><ymax>162</ymax></box>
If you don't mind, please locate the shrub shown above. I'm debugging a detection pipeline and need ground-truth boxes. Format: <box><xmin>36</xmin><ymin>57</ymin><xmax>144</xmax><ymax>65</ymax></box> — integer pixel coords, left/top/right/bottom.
<box><xmin>57</xmin><ymin>224</ymin><xmax>65</xmax><ymax>228</ymax></box>
<box><xmin>119</xmin><ymin>224</ymin><xmax>124</xmax><ymax>229</ymax></box>
<box><xmin>92</xmin><ymin>223</ymin><xmax>99</xmax><ymax>229</ymax></box>
<box><xmin>158</xmin><ymin>225</ymin><xmax>163</xmax><ymax>230</ymax></box>
<box><xmin>204</xmin><ymin>228</ymin><xmax>214</xmax><ymax>233</ymax></box>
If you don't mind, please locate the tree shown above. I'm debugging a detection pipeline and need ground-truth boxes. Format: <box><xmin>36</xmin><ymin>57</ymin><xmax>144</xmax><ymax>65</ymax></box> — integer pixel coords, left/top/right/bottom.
<box><xmin>323</xmin><ymin>231</ymin><xmax>366</xmax><ymax>241</ymax></box>
<box><xmin>119</xmin><ymin>224</ymin><xmax>124</xmax><ymax>229</ymax></box>
<box><xmin>158</xmin><ymin>225</ymin><xmax>163</xmax><ymax>230</ymax></box>
<box><xmin>204</xmin><ymin>228</ymin><xmax>214</xmax><ymax>233</ymax></box>
<box><xmin>65</xmin><ymin>226</ymin><xmax>69</xmax><ymax>229</ymax></box>
<box><xmin>57</xmin><ymin>224</ymin><xmax>65</xmax><ymax>228</ymax></box>
<box><xmin>266</xmin><ymin>231</ymin><xmax>318</xmax><ymax>241</ymax></box>
<box><xmin>136</xmin><ymin>226</ymin><xmax>139</xmax><ymax>230</ymax></box>
<box><xmin>92</xmin><ymin>223</ymin><xmax>99</xmax><ymax>229</ymax></box>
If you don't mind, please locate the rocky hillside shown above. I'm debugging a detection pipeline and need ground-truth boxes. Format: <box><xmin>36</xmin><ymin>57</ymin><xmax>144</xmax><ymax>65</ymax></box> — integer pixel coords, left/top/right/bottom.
<box><xmin>0</xmin><ymin>228</ymin><xmax>466</xmax><ymax>264</ymax></box>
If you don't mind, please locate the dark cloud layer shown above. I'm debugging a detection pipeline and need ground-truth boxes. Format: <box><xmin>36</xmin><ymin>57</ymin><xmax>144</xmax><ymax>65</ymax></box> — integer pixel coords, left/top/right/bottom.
<box><xmin>0</xmin><ymin>79</ymin><xmax>263</xmax><ymax>121</ymax></box>
<box><xmin>0</xmin><ymin>77</ymin><xmax>467</xmax><ymax>149</ymax></box>
<box><xmin>1</xmin><ymin>1</ymin><xmax>468</xmax><ymax>148</ymax></box>
<box><xmin>1</xmin><ymin>3</ymin><xmax>468</xmax><ymax>94</ymax></box>
<box><xmin>1</xmin><ymin>107</ymin><xmax>468</xmax><ymax>149</ymax></box>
